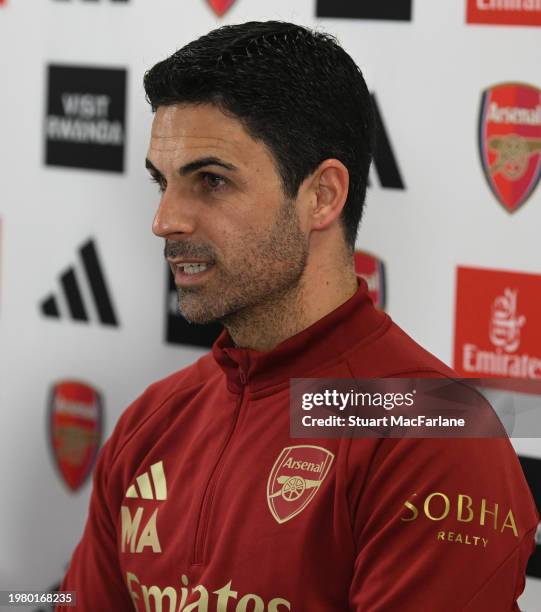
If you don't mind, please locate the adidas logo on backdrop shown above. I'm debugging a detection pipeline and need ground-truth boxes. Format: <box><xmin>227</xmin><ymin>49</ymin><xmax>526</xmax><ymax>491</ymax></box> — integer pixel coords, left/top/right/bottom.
<box><xmin>40</xmin><ymin>239</ymin><xmax>119</xmax><ymax>327</ymax></box>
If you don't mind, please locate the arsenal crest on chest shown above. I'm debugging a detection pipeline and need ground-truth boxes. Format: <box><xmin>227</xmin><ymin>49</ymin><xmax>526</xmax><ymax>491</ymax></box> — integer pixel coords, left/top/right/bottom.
<box><xmin>267</xmin><ymin>445</ymin><xmax>334</xmax><ymax>524</ymax></box>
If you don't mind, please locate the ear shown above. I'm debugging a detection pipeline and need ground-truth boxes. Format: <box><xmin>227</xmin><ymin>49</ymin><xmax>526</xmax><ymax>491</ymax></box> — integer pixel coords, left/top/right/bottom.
<box><xmin>302</xmin><ymin>159</ymin><xmax>349</xmax><ymax>233</ymax></box>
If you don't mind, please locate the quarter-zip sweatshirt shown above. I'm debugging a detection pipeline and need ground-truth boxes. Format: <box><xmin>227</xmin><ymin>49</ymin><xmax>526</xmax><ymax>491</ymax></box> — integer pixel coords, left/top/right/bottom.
<box><xmin>59</xmin><ymin>282</ymin><xmax>539</xmax><ymax>611</ymax></box>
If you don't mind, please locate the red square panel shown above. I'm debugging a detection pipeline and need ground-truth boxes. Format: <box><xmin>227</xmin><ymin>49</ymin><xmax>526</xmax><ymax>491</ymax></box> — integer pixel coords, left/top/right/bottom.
<box><xmin>454</xmin><ymin>266</ymin><xmax>541</xmax><ymax>382</ymax></box>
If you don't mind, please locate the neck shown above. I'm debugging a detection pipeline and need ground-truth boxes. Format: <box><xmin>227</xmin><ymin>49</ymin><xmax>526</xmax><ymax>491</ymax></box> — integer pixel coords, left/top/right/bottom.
<box><xmin>222</xmin><ymin>258</ymin><xmax>358</xmax><ymax>352</ymax></box>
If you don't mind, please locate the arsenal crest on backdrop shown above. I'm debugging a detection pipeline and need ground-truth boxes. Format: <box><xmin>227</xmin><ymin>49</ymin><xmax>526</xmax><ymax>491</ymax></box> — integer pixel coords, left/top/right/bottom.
<box><xmin>478</xmin><ymin>83</ymin><xmax>541</xmax><ymax>213</ymax></box>
<box><xmin>49</xmin><ymin>381</ymin><xmax>103</xmax><ymax>492</ymax></box>
<box><xmin>207</xmin><ymin>0</ymin><xmax>235</xmax><ymax>16</ymax></box>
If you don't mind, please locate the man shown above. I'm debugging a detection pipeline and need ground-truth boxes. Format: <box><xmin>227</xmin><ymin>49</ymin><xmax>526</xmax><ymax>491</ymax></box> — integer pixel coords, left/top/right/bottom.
<box><xmin>60</xmin><ymin>21</ymin><xmax>538</xmax><ymax>611</ymax></box>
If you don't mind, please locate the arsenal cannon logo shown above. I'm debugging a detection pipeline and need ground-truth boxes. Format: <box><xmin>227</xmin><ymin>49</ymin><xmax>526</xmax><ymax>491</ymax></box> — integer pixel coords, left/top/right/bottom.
<box><xmin>478</xmin><ymin>83</ymin><xmax>541</xmax><ymax>213</ymax></box>
<box><xmin>267</xmin><ymin>445</ymin><xmax>334</xmax><ymax>524</ymax></box>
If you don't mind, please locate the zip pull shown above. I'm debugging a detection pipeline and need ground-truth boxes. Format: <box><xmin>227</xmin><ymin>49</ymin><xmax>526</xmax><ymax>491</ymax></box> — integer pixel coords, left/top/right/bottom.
<box><xmin>239</xmin><ymin>369</ymin><xmax>247</xmax><ymax>385</ymax></box>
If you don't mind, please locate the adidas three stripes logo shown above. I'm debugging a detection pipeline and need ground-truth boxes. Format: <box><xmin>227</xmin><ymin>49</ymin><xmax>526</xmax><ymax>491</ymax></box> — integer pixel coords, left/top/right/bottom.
<box><xmin>125</xmin><ymin>461</ymin><xmax>167</xmax><ymax>501</ymax></box>
<box><xmin>40</xmin><ymin>239</ymin><xmax>119</xmax><ymax>326</ymax></box>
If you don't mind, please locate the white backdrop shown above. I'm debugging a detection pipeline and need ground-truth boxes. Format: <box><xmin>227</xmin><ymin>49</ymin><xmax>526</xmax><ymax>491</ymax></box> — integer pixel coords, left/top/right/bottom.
<box><xmin>0</xmin><ymin>0</ymin><xmax>539</xmax><ymax>609</ymax></box>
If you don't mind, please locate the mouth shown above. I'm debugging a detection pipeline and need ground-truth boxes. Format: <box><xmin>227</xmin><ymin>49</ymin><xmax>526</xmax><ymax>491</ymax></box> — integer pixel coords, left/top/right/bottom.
<box><xmin>169</xmin><ymin>260</ymin><xmax>215</xmax><ymax>285</ymax></box>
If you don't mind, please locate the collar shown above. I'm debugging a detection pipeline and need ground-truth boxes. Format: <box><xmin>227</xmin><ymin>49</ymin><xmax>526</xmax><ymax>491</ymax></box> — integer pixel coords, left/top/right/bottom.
<box><xmin>212</xmin><ymin>279</ymin><xmax>388</xmax><ymax>394</ymax></box>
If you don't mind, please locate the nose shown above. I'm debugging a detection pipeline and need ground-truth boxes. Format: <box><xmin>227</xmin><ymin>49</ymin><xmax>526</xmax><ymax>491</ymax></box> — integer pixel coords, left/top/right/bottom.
<box><xmin>152</xmin><ymin>189</ymin><xmax>196</xmax><ymax>238</ymax></box>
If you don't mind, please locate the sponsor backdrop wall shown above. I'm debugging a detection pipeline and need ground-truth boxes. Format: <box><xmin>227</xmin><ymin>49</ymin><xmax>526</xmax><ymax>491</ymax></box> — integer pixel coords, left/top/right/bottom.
<box><xmin>0</xmin><ymin>0</ymin><xmax>540</xmax><ymax>608</ymax></box>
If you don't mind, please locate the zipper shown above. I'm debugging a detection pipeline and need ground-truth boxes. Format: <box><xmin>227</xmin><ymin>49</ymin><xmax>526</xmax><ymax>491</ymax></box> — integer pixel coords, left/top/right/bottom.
<box><xmin>191</xmin><ymin>378</ymin><xmax>245</xmax><ymax>565</ymax></box>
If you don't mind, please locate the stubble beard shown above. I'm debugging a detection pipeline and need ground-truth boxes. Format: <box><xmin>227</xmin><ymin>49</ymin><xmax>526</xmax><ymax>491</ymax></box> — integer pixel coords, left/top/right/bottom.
<box><xmin>175</xmin><ymin>199</ymin><xmax>309</xmax><ymax>326</ymax></box>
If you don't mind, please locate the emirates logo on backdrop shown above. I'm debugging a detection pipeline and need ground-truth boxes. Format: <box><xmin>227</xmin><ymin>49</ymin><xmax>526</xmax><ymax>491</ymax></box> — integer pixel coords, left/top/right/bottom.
<box><xmin>478</xmin><ymin>83</ymin><xmax>541</xmax><ymax>213</ymax></box>
<box><xmin>489</xmin><ymin>289</ymin><xmax>526</xmax><ymax>353</ymax></box>
<box><xmin>453</xmin><ymin>266</ymin><xmax>541</xmax><ymax>382</ymax></box>
<box><xmin>466</xmin><ymin>0</ymin><xmax>541</xmax><ymax>26</ymax></box>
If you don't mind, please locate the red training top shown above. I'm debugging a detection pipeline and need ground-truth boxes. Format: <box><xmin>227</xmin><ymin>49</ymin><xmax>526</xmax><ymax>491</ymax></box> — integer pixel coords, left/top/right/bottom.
<box><xmin>59</xmin><ymin>281</ymin><xmax>539</xmax><ymax>611</ymax></box>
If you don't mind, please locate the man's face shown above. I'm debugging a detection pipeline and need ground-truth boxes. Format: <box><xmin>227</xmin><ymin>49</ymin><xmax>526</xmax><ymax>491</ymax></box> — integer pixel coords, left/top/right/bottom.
<box><xmin>146</xmin><ymin>103</ymin><xmax>309</xmax><ymax>325</ymax></box>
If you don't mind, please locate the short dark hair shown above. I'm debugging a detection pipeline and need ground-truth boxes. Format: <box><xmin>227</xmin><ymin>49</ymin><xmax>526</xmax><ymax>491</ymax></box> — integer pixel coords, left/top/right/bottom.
<box><xmin>144</xmin><ymin>21</ymin><xmax>374</xmax><ymax>250</ymax></box>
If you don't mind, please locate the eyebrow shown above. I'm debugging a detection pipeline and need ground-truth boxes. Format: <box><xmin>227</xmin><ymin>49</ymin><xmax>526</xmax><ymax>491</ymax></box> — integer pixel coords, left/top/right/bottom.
<box><xmin>145</xmin><ymin>156</ymin><xmax>237</xmax><ymax>177</ymax></box>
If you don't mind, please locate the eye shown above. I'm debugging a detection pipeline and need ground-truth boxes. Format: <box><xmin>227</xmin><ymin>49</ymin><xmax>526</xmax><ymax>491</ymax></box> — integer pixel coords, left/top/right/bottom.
<box><xmin>149</xmin><ymin>174</ymin><xmax>166</xmax><ymax>194</ymax></box>
<box><xmin>201</xmin><ymin>172</ymin><xmax>227</xmax><ymax>192</ymax></box>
